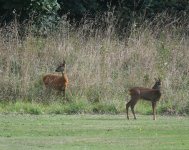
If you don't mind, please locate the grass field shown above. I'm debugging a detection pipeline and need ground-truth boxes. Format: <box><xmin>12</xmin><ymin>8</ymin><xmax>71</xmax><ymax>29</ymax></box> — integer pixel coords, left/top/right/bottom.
<box><xmin>0</xmin><ymin>114</ymin><xmax>188</xmax><ymax>150</ymax></box>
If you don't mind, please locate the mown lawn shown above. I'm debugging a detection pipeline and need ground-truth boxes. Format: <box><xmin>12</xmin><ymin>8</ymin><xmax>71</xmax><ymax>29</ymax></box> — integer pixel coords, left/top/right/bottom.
<box><xmin>0</xmin><ymin>114</ymin><xmax>188</xmax><ymax>150</ymax></box>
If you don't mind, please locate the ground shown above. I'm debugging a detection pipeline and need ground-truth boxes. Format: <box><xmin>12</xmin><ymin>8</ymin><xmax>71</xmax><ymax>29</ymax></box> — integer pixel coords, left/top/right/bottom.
<box><xmin>0</xmin><ymin>114</ymin><xmax>188</xmax><ymax>150</ymax></box>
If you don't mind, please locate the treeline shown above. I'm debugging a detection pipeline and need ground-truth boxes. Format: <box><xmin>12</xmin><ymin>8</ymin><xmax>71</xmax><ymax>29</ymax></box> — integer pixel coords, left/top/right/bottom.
<box><xmin>0</xmin><ymin>0</ymin><xmax>188</xmax><ymax>34</ymax></box>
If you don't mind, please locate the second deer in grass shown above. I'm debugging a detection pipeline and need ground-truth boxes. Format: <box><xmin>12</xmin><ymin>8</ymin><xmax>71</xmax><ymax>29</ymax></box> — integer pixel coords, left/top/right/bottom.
<box><xmin>43</xmin><ymin>61</ymin><xmax>69</xmax><ymax>97</ymax></box>
<box><xmin>126</xmin><ymin>78</ymin><xmax>161</xmax><ymax>120</ymax></box>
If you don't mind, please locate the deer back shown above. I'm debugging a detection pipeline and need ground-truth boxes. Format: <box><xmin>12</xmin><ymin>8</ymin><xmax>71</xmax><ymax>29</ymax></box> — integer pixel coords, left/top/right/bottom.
<box><xmin>129</xmin><ymin>87</ymin><xmax>161</xmax><ymax>101</ymax></box>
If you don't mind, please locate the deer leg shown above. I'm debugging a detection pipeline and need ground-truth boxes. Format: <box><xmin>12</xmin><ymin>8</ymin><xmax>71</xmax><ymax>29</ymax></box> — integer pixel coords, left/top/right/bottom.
<box><xmin>45</xmin><ymin>87</ymin><xmax>52</xmax><ymax>97</ymax></box>
<box><xmin>126</xmin><ymin>101</ymin><xmax>132</xmax><ymax>120</ymax></box>
<box><xmin>62</xmin><ymin>89</ymin><xmax>65</xmax><ymax>97</ymax></box>
<box><xmin>152</xmin><ymin>101</ymin><xmax>157</xmax><ymax>120</ymax></box>
<box><xmin>131</xmin><ymin>101</ymin><xmax>137</xmax><ymax>120</ymax></box>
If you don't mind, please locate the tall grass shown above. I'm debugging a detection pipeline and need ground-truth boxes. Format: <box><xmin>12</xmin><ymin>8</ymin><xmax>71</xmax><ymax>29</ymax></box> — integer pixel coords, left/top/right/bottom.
<box><xmin>0</xmin><ymin>13</ymin><xmax>188</xmax><ymax>114</ymax></box>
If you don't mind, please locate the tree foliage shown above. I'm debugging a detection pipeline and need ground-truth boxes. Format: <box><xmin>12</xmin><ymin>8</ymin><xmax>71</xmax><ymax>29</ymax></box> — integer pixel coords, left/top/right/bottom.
<box><xmin>0</xmin><ymin>0</ymin><xmax>60</xmax><ymax>33</ymax></box>
<box><xmin>0</xmin><ymin>0</ymin><xmax>188</xmax><ymax>33</ymax></box>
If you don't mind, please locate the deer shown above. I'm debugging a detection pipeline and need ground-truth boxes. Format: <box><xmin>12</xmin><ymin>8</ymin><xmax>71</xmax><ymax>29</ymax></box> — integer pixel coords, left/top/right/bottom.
<box><xmin>126</xmin><ymin>78</ymin><xmax>161</xmax><ymax>120</ymax></box>
<box><xmin>43</xmin><ymin>61</ymin><xmax>69</xmax><ymax>97</ymax></box>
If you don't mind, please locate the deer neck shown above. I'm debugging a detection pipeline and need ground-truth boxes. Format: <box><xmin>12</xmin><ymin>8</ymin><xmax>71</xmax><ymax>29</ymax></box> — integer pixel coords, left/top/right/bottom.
<box><xmin>152</xmin><ymin>83</ymin><xmax>160</xmax><ymax>90</ymax></box>
<box><xmin>61</xmin><ymin>72</ymin><xmax>64</xmax><ymax>77</ymax></box>
<box><xmin>61</xmin><ymin>66</ymin><xmax>66</xmax><ymax>77</ymax></box>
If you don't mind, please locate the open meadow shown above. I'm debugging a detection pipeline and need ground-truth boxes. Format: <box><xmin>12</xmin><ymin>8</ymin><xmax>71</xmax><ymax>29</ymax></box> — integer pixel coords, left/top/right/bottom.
<box><xmin>0</xmin><ymin>12</ymin><xmax>189</xmax><ymax>150</ymax></box>
<box><xmin>0</xmin><ymin>2</ymin><xmax>189</xmax><ymax>149</ymax></box>
<box><xmin>0</xmin><ymin>114</ymin><xmax>188</xmax><ymax>150</ymax></box>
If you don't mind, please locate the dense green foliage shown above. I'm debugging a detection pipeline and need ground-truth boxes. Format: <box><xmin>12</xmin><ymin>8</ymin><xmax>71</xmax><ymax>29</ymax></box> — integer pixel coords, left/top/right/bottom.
<box><xmin>0</xmin><ymin>0</ymin><xmax>188</xmax><ymax>32</ymax></box>
<box><xmin>0</xmin><ymin>114</ymin><xmax>189</xmax><ymax>150</ymax></box>
<box><xmin>0</xmin><ymin>0</ymin><xmax>60</xmax><ymax>33</ymax></box>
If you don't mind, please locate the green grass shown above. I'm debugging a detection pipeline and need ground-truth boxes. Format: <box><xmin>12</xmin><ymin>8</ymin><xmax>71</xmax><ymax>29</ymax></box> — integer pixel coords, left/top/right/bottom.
<box><xmin>0</xmin><ymin>101</ymin><xmax>121</xmax><ymax>114</ymax></box>
<box><xmin>0</xmin><ymin>114</ymin><xmax>188</xmax><ymax>150</ymax></box>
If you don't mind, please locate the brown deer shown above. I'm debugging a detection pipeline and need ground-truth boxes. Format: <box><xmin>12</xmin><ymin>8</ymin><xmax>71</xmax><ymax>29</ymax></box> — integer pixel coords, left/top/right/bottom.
<box><xmin>43</xmin><ymin>61</ymin><xmax>69</xmax><ymax>97</ymax></box>
<box><xmin>126</xmin><ymin>78</ymin><xmax>161</xmax><ymax>120</ymax></box>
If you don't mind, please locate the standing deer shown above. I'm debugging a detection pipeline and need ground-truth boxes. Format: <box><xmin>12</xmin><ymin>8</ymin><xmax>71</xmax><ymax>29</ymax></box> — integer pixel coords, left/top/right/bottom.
<box><xmin>43</xmin><ymin>61</ymin><xmax>69</xmax><ymax>97</ymax></box>
<box><xmin>126</xmin><ymin>78</ymin><xmax>161</xmax><ymax>120</ymax></box>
